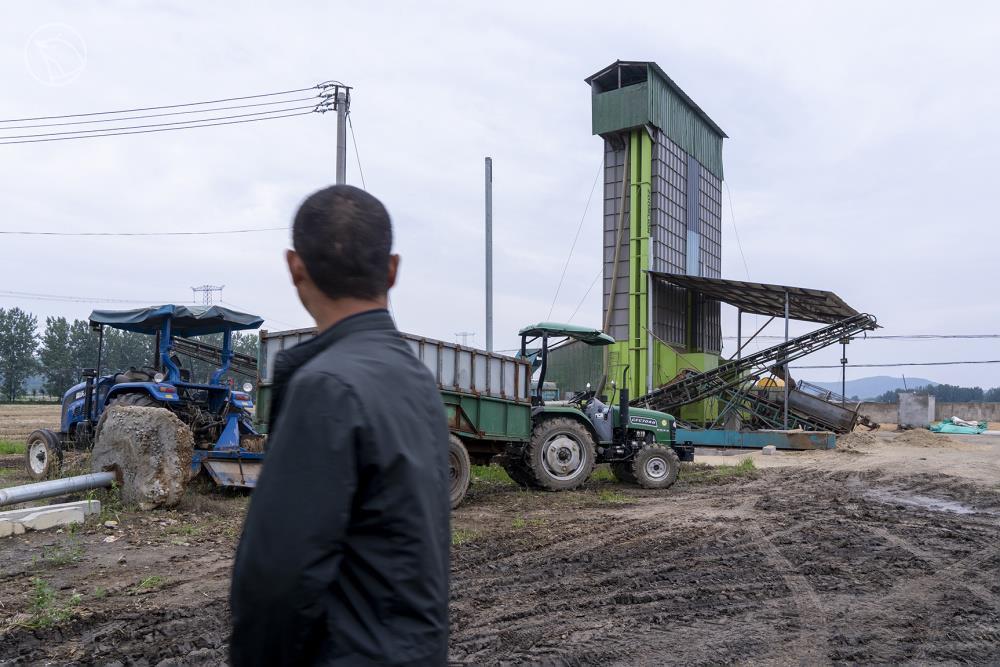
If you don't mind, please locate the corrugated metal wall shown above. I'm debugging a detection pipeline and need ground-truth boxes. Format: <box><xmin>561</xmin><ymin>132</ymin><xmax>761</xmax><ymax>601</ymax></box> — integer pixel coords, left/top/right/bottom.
<box><xmin>602</xmin><ymin>140</ymin><xmax>630</xmax><ymax>341</ymax></box>
<box><xmin>649</xmin><ymin>76</ymin><xmax>725</xmax><ymax>179</ymax></box>
<box><xmin>649</xmin><ymin>129</ymin><xmax>688</xmax><ymax>347</ymax></box>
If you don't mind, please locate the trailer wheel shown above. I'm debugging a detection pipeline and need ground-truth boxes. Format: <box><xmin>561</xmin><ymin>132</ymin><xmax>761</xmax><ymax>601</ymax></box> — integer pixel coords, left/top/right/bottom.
<box><xmin>611</xmin><ymin>461</ymin><xmax>637</xmax><ymax>484</ymax></box>
<box><xmin>25</xmin><ymin>429</ymin><xmax>62</xmax><ymax>481</ymax></box>
<box><xmin>630</xmin><ymin>444</ymin><xmax>680</xmax><ymax>489</ymax></box>
<box><xmin>526</xmin><ymin>417</ymin><xmax>595</xmax><ymax>491</ymax></box>
<box><xmin>448</xmin><ymin>434</ymin><xmax>471</xmax><ymax>509</ymax></box>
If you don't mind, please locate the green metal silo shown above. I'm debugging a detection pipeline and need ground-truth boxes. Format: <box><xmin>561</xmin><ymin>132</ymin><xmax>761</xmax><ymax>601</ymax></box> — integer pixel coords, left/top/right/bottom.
<box><xmin>550</xmin><ymin>61</ymin><xmax>727</xmax><ymax>424</ymax></box>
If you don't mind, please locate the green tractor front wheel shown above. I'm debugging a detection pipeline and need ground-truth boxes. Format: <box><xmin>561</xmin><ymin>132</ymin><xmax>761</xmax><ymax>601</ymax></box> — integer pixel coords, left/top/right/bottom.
<box><xmin>630</xmin><ymin>444</ymin><xmax>680</xmax><ymax>489</ymax></box>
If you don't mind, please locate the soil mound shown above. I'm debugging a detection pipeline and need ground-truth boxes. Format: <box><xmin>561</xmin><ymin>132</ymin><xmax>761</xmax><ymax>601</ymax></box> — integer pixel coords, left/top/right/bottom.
<box><xmin>836</xmin><ymin>432</ymin><xmax>877</xmax><ymax>451</ymax></box>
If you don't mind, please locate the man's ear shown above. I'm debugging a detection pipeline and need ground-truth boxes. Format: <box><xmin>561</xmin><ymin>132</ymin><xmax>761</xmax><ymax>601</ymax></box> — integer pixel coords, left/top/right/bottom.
<box><xmin>287</xmin><ymin>249</ymin><xmax>308</xmax><ymax>287</ymax></box>
<box><xmin>387</xmin><ymin>254</ymin><xmax>400</xmax><ymax>290</ymax></box>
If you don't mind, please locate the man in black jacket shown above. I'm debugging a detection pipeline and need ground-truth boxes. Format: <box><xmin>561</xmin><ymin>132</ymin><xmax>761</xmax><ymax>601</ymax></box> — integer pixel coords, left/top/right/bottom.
<box><xmin>230</xmin><ymin>185</ymin><xmax>450</xmax><ymax>666</ymax></box>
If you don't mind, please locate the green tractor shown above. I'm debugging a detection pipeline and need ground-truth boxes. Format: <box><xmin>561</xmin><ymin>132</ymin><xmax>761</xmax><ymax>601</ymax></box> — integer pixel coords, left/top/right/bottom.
<box><xmin>500</xmin><ymin>323</ymin><xmax>692</xmax><ymax>491</ymax></box>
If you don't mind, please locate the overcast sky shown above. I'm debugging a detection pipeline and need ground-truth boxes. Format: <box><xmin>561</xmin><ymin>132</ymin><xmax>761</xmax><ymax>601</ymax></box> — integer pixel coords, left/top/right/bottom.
<box><xmin>2</xmin><ymin>2</ymin><xmax>999</xmax><ymax>387</ymax></box>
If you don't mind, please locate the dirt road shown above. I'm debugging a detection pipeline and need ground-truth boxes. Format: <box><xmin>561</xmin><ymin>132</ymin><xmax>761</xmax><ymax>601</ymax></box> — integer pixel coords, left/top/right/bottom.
<box><xmin>0</xmin><ymin>432</ymin><xmax>998</xmax><ymax>664</ymax></box>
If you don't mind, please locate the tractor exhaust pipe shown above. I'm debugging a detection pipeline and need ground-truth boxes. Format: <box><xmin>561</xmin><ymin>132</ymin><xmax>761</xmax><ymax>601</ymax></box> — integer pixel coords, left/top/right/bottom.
<box><xmin>620</xmin><ymin>366</ymin><xmax>630</xmax><ymax>433</ymax></box>
<box><xmin>0</xmin><ymin>472</ymin><xmax>116</xmax><ymax>507</ymax></box>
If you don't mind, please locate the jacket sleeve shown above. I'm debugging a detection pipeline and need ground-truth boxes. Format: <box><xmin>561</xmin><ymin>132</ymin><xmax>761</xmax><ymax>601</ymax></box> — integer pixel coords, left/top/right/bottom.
<box><xmin>230</xmin><ymin>371</ymin><xmax>359</xmax><ymax>666</ymax></box>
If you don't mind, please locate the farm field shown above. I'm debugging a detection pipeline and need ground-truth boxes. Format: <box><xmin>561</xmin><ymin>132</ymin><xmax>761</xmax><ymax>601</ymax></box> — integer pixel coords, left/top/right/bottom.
<box><xmin>0</xmin><ymin>430</ymin><xmax>998</xmax><ymax>664</ymax></box>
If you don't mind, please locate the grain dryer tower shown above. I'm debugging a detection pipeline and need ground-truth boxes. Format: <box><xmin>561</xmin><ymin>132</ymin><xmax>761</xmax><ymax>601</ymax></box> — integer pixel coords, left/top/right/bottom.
<box><xmin>548</xmin><ymin>61</ymin><xmax>727</xmax><ymax>424</ymax></box>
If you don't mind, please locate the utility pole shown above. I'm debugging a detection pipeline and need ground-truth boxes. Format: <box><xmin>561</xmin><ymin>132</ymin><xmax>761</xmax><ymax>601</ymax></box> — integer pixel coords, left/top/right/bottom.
<box><xmin>336</xmin><ymin>91</ymin><xmax>348</xmax><ymax>185</ymax></box>
<box><xmin>840</xmin><ymin>337</ymin><xmax>850</xmax><ymax>405</ymax></box>
<box><xmin>191</xmin><ymin>284</ymin><xmax>224</xmax><ymax>305</ymax></box>
<box><xmin>455</xmin><ymin>332</ymin><xmax>476</xmax><ymax>347</ymax></box>
<box><xmin>485</xmin><ymin>157</ymin><xmax>493</xmax><ymax>352</ymax></box>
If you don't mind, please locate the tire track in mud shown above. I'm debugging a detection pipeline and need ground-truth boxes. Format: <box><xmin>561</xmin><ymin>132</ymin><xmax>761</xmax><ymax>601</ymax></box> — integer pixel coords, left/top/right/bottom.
<box><xmin>744</xmin><ymin>520</ymin><xmax>829</xmax><ymax>664</ymax></box>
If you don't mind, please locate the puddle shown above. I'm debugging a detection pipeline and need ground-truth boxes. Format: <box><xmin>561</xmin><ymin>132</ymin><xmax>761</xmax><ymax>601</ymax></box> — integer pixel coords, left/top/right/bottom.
<box><xmin>865</xmin><ymin>489</ymin><xmax>977</xmax><ymax>515</ymax></box>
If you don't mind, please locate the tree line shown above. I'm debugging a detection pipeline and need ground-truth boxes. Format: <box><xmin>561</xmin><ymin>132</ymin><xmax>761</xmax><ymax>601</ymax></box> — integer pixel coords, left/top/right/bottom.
<box><xmin>873</xmin><ymin>383</ymin><xmax>1000</xmax><ymax>404</ymax></box>
<box><xmin>0</xmin><ymin>307</ymin><xmax>258</xmax><ymax>402</ymax></box>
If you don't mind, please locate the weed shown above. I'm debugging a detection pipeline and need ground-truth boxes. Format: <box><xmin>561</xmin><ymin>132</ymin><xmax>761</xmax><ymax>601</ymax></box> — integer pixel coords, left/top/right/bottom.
<box><xmin>597</xmin><ymin>489</ymin><xmax>632</xmax><ymax>504</ymax></box>
<box><xmin>512</xmin><ymin>517</ymin><xmax>526</xmax><ymax>529</ymax></box>
<box><xmin>35</xmin><ymin>542</ymin><xmax>84</xmax><ymax>568</ymax></box>
<box><xmin>165</xmin><ymin>522</ymin><xmax>202</xmax><ymax>537</ymax></box>
<box><xmin>452</xmin><ymin>528</ymin><xmax>479</xmax><ymax>546</ymax></box>
<box><xmin>681</xmin><ymin>457</ymin><xmax>758</xmax><ymax>484</ymax></box>
<box><xmin>131</xmin><ymin>576</ymin><xmax>166</xmax><ymax>594</ymax></box>
<box><xmin>589</xmin><ymin>466</ymin><xmax>616</xmax><ymax>483</ymax></box>
<box><xmin>22</xmin><ymin>578</ymin><xmax>80</xmax><ymax>628</ymax></box>
<box><xmin>472</xmin><ymin>465</ymin><xmax>515</xmax><ymax>486</ymax></box>
<box><xmin>93</xmin><ymin>587</ymin><xmax>108</xmax><ymax>599</ymax></box>
<box><xmin>0</xmin><ymin>440</ymin><xmax>25</xmax><ymax>455</ymax></box>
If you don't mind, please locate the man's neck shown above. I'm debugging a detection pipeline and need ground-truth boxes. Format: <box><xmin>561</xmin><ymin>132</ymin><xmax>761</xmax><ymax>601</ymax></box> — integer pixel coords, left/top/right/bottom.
<box><xmin>310</xmin><ymin>297</ymin><xmax>387</xmax><ymax>333</ymax></box>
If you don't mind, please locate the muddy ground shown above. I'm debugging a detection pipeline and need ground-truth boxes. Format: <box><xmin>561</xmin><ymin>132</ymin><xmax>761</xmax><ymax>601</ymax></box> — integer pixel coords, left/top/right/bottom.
<box><xmin>1</xmin><ymin>433</ymin><xmax>999</xmax><ymax>664</ymax></box>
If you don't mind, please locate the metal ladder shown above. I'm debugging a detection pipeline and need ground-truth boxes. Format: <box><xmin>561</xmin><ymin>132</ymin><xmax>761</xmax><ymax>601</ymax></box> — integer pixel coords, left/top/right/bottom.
<box><xmin>172</xmin><ymin>337</ymin><xmax>258</xmax><ymax>378</ymax></box>
<box><xmin>631</xmin><ymin>312</ymin><xmax>878</xmax><ymax>413</ymax></box>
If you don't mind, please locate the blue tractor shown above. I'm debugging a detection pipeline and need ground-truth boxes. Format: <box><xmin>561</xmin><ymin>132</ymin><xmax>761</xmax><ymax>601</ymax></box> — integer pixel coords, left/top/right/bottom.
<box><xmin>25</xmin><ymin>304</ymin><xmax>266</xmax><ymax>488</ymax></box>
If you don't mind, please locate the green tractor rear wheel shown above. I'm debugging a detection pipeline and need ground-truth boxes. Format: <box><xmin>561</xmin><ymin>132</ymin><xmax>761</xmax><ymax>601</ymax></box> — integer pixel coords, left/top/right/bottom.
<box><xmin>525</xmin><ymin>417</ymin><xmax>595</xmax><ymax>491</ymax></box>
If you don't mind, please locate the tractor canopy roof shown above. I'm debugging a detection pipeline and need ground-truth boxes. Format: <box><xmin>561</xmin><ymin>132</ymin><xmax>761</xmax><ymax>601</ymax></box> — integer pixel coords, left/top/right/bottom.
<box><xmin>89</xmin><ymin>304</ymin><xmax>264</xmax><ymax>337</ymax></box>
<box><xmin>518</xmin><ymin>322</ymin><xmax>615</xmax><ymax>346</ymax></box>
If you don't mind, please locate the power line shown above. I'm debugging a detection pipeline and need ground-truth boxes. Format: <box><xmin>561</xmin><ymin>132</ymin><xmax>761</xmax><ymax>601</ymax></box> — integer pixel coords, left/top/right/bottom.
<box><xmin>0</xmin><ymin>289</ymin><xmax>173</xmax><ymax>304</ymax></box>
<box><xmin>0</xmin><ymin>227</ymin><xmax>286</xmax><ymax>237</ymax></box>
<box><xmin>724</xmin><ymin>181</ymin><xmax>751</xmax><ymax>281</ymax></box>
<box><xmin>0</xmin><ymin>95</ymin><xmax>323</xmax><ymax>131</ymax></box>
<box><xmin>794</xmin><ymin>360</ymin><xmax>1000</xmax><ymax>369</ymax></box>
<box><xmin>568</xmin><ymin>266</ymin><xmax>603</xmax><ymax>323</ymax></box>
<box><xmin>548</xmin><ymin>159</ymin><xmax>603</xmax><ymax>320</ymax></box>
<box><xmin>347</xmin><ymin>114</ymin><xmax>366</xmax><ymax>190</ymax></box>
<box><xmin>0</xmin><ymin>104</ymin><xmax>321</xmax><ymax>141</ymax></box>
<box><xmin>723</xmin><ymin>334</ymin><xmax>1000</xmax><ymax>341</ymax></box>
<box><xmin>0</xmin><ymin>85</ymin><xmax>321</xmax><ymax>124</ymax></box>
<box><xmin>0</xmin><ymin>110</ymin><xmax>316</xmax><ymax>145</ymax></box>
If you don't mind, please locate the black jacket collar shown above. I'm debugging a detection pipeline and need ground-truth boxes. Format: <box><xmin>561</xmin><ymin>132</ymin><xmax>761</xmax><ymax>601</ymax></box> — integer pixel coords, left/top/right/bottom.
<box><xmin>268</xmin><ymin>309</ymin><xmax>395</xmax><ymax>430</ymax></box>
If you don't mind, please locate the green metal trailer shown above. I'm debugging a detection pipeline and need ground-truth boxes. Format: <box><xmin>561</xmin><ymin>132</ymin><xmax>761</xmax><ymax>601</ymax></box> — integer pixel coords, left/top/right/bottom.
<box><xmin>257</xmin><ymin>327</ymin><xmax>533</xmax><ymax>508</ymax></box>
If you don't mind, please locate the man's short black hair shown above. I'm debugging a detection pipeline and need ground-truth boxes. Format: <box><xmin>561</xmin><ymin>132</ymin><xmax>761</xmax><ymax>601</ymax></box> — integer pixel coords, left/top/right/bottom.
<box><xmin>292</xmin><ymin>185</ymin><xmax>393</xmax><ymax>301</ymax></box>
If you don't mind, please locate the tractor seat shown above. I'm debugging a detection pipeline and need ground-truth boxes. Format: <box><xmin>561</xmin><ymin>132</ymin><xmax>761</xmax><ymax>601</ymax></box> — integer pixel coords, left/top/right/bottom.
<box><xmin>116</xmin><ymin>368</ymin><xmax>153</xmax><ymax>384</ymax></box>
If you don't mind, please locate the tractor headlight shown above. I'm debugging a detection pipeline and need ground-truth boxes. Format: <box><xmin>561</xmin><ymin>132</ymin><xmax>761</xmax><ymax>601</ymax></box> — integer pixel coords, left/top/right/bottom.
<box><xmin>153</xmin><ymin>372</ymin><xmax>165</xmax><ymax>383</ymax></box>
<box><xmin>242</xmin><ymin>382</ymin><xmax>253</xmax><ymax>393</ymax></box>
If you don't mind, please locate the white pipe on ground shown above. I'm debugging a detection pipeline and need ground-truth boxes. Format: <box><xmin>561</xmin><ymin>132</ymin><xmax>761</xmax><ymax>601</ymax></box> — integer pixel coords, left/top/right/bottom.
<box><xmin>0</xmin><ymin>472</ymin><xmax>116</xmax><ymax>507</ymax></box>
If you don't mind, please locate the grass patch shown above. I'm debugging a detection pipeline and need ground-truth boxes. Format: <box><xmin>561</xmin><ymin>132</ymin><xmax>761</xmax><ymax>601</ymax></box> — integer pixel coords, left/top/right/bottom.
<box><xmin>34</xmin><ymin>542</ymin><xmax>84</xmax><ymax>569</ymax></box>
<box><xmin>451</xmin><ymin>528</ymin><xmax>479</xmax><ymax>546</ymax></box>
<box><xmin>93</xmin><ymin>587</ymin><xmax>108</xmax><ymax>599</ymax></box>
<box><xmin>596</xmin><ymin>489</ymin><xmax>632</xmax><ymax>504</ymax></box>
<box><xmin>472</xmin><ymin>465</ymin><xmax>515</xmax><ymax>486</ymax></box>
<box><xmin>131</xmin><ymin>575</ymin><xmax>166</xmax><ymax>594</ymax></box>
<box><xmin>681</xmin><ymin>457</ymin><xmax>758</xmax><ymax>484</ymax></box>
<box><xmin>512</xmin><ymin>517</ymin><xmax>526</xmax><ymax>529</ymax></box>
<box><xmin>0</xmin><ymin>440</ymin><xmax>25</xmax><ymax>455</ymax></box>
<box><xmin>21</xmin><ymin>578</ymin><xmax>81</xmax><ymax>628</ymax></box>
<box><xmin>589</xmin><ymin>465</ymin><xmax>616</xmax><ymax>483</ymax></box>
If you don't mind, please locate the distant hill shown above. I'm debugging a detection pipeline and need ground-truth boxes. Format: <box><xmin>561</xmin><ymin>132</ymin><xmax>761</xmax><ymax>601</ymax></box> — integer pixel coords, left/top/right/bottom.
<box><xmin>806</xmin><ymin>376</ymin><xmax>938</xmax><ymax>400</ymax></box>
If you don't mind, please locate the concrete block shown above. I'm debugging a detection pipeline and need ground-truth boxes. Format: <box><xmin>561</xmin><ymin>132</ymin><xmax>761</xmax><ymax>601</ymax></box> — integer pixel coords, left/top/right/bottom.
<box><xmin>0</xmin><ymin>519</ymin><xmax>15</xmax><ymax>537</ymax></box>
<box><xmin>18</xmin><ymin>506</ymin><xmax>86</xmax><ymax>532</ymax></box>
<box><xmin>899</xmin><ymin>393</ymin><xmax>935</xmax><ymax>428</ymax></box>
<box><xmin>0</xmin><ymin>500</ymin><xmax>101</xmax><ymax>523</ymax></box>
<box><xmin>762</xmin><ymin>445</ymin><xmax>777</xmax><ymax>456</ymax></box>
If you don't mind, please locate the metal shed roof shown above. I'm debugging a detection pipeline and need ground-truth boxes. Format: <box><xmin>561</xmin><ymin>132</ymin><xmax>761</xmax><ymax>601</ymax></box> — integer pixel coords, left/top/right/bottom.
<box><xmin>585</xmin><ymin>60</ymin><xmax>727</xmax><ymax>139</ymax></box>
<box><xmin>648</xmin><ymin>273</ymin><xmax>861</xmax><ymax>324</ymax></box>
